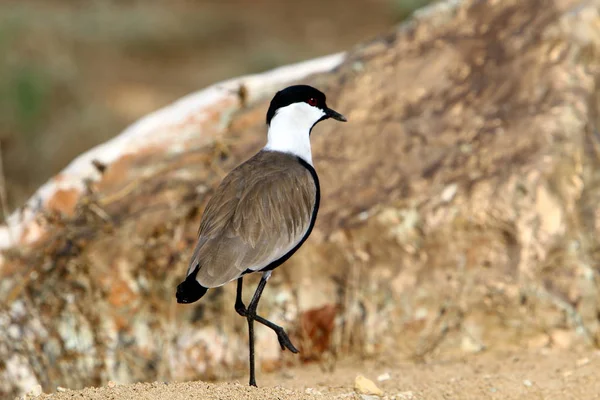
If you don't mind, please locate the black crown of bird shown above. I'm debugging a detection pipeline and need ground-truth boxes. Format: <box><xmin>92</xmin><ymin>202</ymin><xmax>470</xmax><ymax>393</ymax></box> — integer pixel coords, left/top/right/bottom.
<box><xmin>176</xmin><ymin>84</ymin><xmax>346</xmax><ymax>387</ymax></box>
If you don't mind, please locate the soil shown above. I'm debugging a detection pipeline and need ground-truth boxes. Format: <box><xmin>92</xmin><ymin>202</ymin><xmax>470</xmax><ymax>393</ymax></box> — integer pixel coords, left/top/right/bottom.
<box><xmin>37</xmin><ymin>349</ymin><xmax>600</xmax><ymax>400</ymax></box>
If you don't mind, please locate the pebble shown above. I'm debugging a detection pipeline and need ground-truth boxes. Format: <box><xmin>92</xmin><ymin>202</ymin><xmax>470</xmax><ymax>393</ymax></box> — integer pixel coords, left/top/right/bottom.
<box><xmin>305</xmin><ymin>388</ymin><xmax>322</xmax><ymax>395</ymax></box>
<box><xmin>440</xmin><ymin>183</ymin><xmax>458</xmax><ymax>203</ymax></box>
<box><xmin>56</xmin><ymin>387</ymin><xmax>67</xmax><ymax>392</ymax></box>
<box><xmin>394</xmin><ymin>391</ymin><xmax>416</xmax><ymax>399</ymax></box>
<box><xmin>8</xmin><ymin>325</ymin><xmax>21</xmax><ymax>340</ymax></box>
<box><xmin>551</xmin><ymin>329</ymin><xmax>572</xmax><ymax>349</ymax></box>
<box><xmin>576</xmin><ymin>357</ymin><xmax>590</xmax><ymax>367</ymax></box>
<box><xmin>360</xmin><ymin>395</ymin><xmax>381</xmax><ymax>400</ymax></box>
<box><xmin>377</xmin><ymin>372</ymin><xmax>391</xmax><ymax>382</ymax></box>
<box><xmin>334</xmin><ymin>394</ymin><xmax>355</xmax><ymax>399</ymax></box>
<box><xmin>527</xmin><ymin>334</ymin><xmax>550</xmax><ymax>349</ymax></box>
<box><xmin>107</xmin><ymin>381</ymin><xmax>117</xmax><ymax>388</ymax></box>
<box><xmin>460</xmin><ymin>336</ymin><xmax>484</xmax><ymax>353</ymax></box>
<box><xmin>29</xmin><ymin>385</ymin><xmax>42</xmax><ymax>397</ymax></box>
<box><xmin>281</xmin><ymin>371</ymin><xmax>295</xmax><ymax>379</ymax></box>
<box><xmin>354</xmin><ymin>375</ymin><xmax>384</xmax><ymax>396</ymax></box>
<box><xmin>523</xmin><ymin>380</ymin><xmax>533</xmax><ymax>387</ymax></box>
<box><xmin>352</xmin><ymin>62</ymin><xmax>365</xmax><ymax>72</ymax></box>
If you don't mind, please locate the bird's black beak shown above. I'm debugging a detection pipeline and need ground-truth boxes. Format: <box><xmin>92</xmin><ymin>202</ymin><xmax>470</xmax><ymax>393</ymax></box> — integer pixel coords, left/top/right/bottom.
<box><xmin>325</xmin><ymin>107</ymin><xmax>347</xmax><ymax>122</ymax></box>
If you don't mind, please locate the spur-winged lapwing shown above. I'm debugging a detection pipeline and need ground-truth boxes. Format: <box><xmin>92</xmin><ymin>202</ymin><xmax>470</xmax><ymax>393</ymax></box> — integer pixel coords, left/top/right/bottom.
<box><xmin>176</xmin><ymin>84</ymin><xmax>346</xmax><ymax>386</ymax></box>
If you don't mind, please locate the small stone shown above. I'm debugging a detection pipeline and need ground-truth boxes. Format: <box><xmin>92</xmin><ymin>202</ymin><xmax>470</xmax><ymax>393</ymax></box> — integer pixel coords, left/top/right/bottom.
<box><xmin>352</xmin><ymin>61</ymin><xmax>365</xmax><ymax>72</ymax></box>
<box><xmin>377</xmin><ymin>372</ymin><xmax>391</xmax><ymax>382</ymax></box>
<box><xmin>394</xmin><ymin>391</ymin><xmax>415</xmax><ymax>399</ymax></box>
<box><xmin>355</xmin><ymin>375</ymin><xmax>384</xmax><ymax>396</ymax></box>
<box><xmin>8</xmin><ymin>325</ymin><xmax>21</xmax><ymax>340</ymax></box>
<box><xmin>107</xmin><ymin>381</ymin><xmax>117</xmax><ymax>388</ymax></box>
<box><xmin>281</xmin><ymin>371</ymin><xmax>294</xmax><ymax>379</ymax></box>
<box><xmin>56</xmin><ymin>387</ymin><xmax>67</xmax><ymax>392</ymax></box>
<box><xmin>576</xmin><ymin>357</ymin><xmax>590</xmax><ymax>367</ymax></box>
<box><xmin>563</xmin><ymin>370</ymin><xmax>573</xmax><ymax>377</ymax></box>
<box><xmin>305</xmin><ymin>388</ymin><xmax>322</xmax><ymax>395</ymax></box>
<box><xmin>460</xmin><ymin>335</ymin><xmax>484</xmax><ymax>353</ymax></box>
<box><xmin>551</xmin><ymin>329</ymin><xmax>573</xmax><ymax>349</ymax></box>
<box><xmin>29</xmin><ymin>385</ymin><xmax>42</xmax><ymax>397</ymax></box>
<box><xmin>334</xmin><ymin>394</ymin><xmax>355</xmax><ymax>399</ymax></box>
<box><xmin>440</xmin><ymin>183</ymin><xmax>458</xmax><ymax>203</ymax></box>
<box><xmin>527</xmin><ymin>334</ymin><xmax>550</xmax><ymax>349</ymax></box>
<box><xmin>360</xmin><ymin>395</ymin><xmax>381</xmax><ymax>400</ymax></box>
<box><xmin>523</xmin><ymin>380</ymin><xmax>533</xmax><ymax>387</ymax></box>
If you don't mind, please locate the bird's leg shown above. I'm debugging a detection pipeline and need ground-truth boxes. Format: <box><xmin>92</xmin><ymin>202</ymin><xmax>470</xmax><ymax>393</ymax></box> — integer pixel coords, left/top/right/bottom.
<box><xmin>235</xmin><ymin>276</ymin><xmax>298</xmax><ymax>353</ymax></box>
<box><xmin>235</xmin><ymin>272</ymin><xmax>299</xmax><ymax>387</ymax></box>
<box><xmin>247</xmin><ymin>312</ymin><xmax>257</xmax><ymax>387</ymax></box>
<box><xmin>235</xmin><ymin>277</ymin><xmax>247</xmax><ymax>315</ymax></box>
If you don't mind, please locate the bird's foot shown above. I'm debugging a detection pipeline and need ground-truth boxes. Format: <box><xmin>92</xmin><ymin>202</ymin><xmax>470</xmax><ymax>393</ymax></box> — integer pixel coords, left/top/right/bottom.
<box><xmin>275</xmin><ymin>326</ymin><xmax>299</xmax><ymax>353</ymax></box>
<box><xmin>236</xmin><ymin>303</ymin><xmax>298</xmax><ymax>353</ymax></box>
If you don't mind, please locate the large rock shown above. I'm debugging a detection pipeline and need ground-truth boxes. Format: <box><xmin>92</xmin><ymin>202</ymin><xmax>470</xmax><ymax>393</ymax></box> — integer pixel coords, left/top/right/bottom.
<box><xmin>3</xmin><ymin>0</ymin><xmax>600</xmax><ymax>396</ymax></box>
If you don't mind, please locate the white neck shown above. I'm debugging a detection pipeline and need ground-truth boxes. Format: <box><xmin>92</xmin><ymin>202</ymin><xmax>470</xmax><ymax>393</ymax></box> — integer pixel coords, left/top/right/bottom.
<box><xmin>263</xmin><ymin>102</ymin><xmax>325</xmax><ymax>165</ymax></box>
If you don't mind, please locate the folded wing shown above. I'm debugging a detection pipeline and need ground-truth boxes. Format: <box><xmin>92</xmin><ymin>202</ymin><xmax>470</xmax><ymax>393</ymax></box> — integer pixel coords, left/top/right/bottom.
<box><xmin>187</xmin><ymin>151</ymin><xmax>317</xmax><ymax>288</ymax></box>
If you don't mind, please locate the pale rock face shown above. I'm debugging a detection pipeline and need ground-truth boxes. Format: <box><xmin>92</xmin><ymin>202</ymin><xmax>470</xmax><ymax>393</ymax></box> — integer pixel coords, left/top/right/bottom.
<box><xmin>3</xmin><ymin>0</ymin><xmax>600</xmax><ymax>397</ymax></box>
<box><xmin>0</xmin><ymin>355</ymin><xmax>40</xmax><ymax>396</ymax></box>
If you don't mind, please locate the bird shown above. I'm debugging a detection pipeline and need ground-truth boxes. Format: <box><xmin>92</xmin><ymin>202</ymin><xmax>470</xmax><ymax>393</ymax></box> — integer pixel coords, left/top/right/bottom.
<box><xmin>175</xmin><ymin>84</ymin><xmax>346</xmax><ymax>386</ymax></box>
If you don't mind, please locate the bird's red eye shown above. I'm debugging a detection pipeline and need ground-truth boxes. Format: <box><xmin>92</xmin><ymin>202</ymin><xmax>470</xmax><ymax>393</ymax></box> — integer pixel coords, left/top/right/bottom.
<box><xmin>307</xmin><ymin>97</ymin><xmax>317</xmax><ymax>106</ymax></box>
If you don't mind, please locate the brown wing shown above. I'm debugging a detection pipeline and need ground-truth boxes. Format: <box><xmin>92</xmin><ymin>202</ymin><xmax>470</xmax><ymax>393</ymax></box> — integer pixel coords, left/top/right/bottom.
<box><xmin>187</xmin><ymin>151</ymin><xmax>317</xmax><ymax>288</ymax></box>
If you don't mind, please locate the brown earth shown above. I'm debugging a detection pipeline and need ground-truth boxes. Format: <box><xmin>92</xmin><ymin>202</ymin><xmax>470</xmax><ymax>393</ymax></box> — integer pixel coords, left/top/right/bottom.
<box><xmin>36</xmin><ymin>349</ymin><xmax>600</xmax><ymax>400</ymax></box>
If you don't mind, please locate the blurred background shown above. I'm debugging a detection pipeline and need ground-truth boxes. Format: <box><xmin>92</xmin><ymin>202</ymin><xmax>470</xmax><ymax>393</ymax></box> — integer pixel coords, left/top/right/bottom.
<box><xmin>0</xmin><ymin>0</ymin><xmax>431</xmax><ymax>216</ymax></box>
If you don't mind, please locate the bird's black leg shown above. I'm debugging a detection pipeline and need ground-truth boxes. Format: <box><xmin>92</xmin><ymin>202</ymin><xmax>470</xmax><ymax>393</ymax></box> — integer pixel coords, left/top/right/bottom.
<box><xmin>235</xmin><ymin>277</ymin><xmax>298</xmax><ymax>353</ymax></box>
<box><xmin>235</xmin><ymin>273</ymin><xmax>298</xmax><ymax>387</ymax></box>
<box><xmin>235</xmin><ymin>277</ymin><xmax>246</xmax><ymax>315</ymax></box>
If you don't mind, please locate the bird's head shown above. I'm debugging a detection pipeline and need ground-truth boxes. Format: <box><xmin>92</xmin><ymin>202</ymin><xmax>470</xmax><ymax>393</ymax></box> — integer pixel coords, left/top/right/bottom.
<box><xmin>264</xmin><ymin>85</ymin><xmax>346</xmax><ymax>164</ymax></box>
<box><xmin>266</xmin><ymin>85</ymin><xmax>346</xmax><ymax>131</ymax></box>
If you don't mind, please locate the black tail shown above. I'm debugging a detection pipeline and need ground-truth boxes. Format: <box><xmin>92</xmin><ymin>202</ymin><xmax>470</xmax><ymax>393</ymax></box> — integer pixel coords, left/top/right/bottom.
<box><xmin>176</xmin><ymin>266</ymin><xmax>208</xmax><ymax>304</ymax></box>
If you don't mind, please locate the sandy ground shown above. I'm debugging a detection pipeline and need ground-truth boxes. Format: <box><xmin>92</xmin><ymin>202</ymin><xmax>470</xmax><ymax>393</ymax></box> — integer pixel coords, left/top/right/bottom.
<box><xmin>36</xmin><ymin>348</ymin><xmax>600</xmax><ymax>400</ymax></box>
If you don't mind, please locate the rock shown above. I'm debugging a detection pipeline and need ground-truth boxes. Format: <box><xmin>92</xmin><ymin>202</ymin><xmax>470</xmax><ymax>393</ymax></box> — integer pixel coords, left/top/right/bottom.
<box><xmin>354</xmin><ymin>375</ymin><xmax>384</xmax><ymax>396</ymax></box>
<box><xmin>461</xmin><ymin>335</ymin><xmax>484</xmax><ymax>353</ymax></box>
<box><xmin>360</xmin><ymin>395</ymin><xmax>382</xmax><ymax>400</ymax></box>
<box><xmin>523</xmin><ymin>380</ymin><xmax>533</xmax><ymax>387</ymax></box>
<box><xmin>394</xmin><ymin>392</ymin><xmax>416</xmax><ymax>400</ymax></box>
<box><xmin>107</xmin><ymin>381</ymin><xmax>117</xmax><ymax>388</ymax></box>
<box><xmin>3</xmin><ymin>0</ymin><xmax>600</xmax><ymax>396</ymax></box>
<box><xmin>305</xmin><ymin>388</ymin><xmax>323</xmax><ymax>396</ymax></box>
<box><xmin>334</xmin><ymin>394</ymin><xmax>356</xmax><ymax>399</ymax></box>
<box><xmin>377</xmin><ymin>372</ymin><xmax>391</xmax><ymax>382</ymax></box>
<box><xmin>440</xmin><ymin>183</ymin><xmax>458</xmax><ymax>203</ymax></box>
<box><xmin>28</xmin><ymin>385</ymin><xmax>42</xmax><ymax>397</ymax></box>
<box><xmin>550</xmin><ymin>329</ymin><xmax>573</xmax><ymax>349</ymax></box>
<box><xmin>576</xmin><ymin>357</ymin><xmax>590</xmax><ymax>367</ymax></box>
<box><xmin>527</xmin><ymin>334</ymin><xmax>550</xmax><ymax>349</ymax></box>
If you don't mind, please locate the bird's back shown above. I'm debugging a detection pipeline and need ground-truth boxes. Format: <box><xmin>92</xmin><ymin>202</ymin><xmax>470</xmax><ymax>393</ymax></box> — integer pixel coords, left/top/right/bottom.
<box><xmin>188</xmin><ymin>150</ymin><xmax>318</xmax><ymax>288</ymax></box>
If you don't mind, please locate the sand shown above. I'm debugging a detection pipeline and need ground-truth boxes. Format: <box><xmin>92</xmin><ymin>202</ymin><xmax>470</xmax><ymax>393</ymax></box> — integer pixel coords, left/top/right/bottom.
<box><xmin>34</xmin><ymin>348</ymin><xmax>600</xmax><ymax>400</ymax></box>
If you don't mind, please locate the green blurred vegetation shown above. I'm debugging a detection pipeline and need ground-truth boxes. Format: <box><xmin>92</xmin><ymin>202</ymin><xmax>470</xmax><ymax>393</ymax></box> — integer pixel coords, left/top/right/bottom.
<box><xmin>0</xmin><ymin>0</ymin><xmax>432</xmax><ymax>216</ymax></box>
<box><xmin>390</xmin><ymin>0</ymin><xmax>434</xmax><ymax>21</ymax></box>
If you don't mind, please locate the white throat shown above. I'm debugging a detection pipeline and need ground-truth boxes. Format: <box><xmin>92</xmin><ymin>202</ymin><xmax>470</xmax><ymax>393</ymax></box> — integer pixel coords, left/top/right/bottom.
<box><xmin>264</xmin><ymin>102</ymin><xmax>325</xmax><ymax>165</ymax></box>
